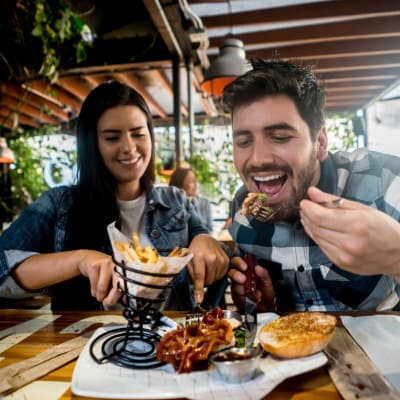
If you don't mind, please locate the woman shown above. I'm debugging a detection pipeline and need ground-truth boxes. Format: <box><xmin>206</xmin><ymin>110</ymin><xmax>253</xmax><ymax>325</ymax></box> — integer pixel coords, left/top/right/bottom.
<box><xmin>169</xmin><ymin>167</ymin><xmax>213</xmax><ymax>233</ymax></box>
<box><xmin>0</xmin><ymin>81</ymin><xmax>228</xmax><ymax>310</ymax></box>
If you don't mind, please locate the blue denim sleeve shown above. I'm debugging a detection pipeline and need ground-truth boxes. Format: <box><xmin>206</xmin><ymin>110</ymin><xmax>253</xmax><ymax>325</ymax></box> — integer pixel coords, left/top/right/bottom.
<box><xmin>0</xmin><ymin>187</ymin><xmax>69</xmax><ymax>284</ymax></box>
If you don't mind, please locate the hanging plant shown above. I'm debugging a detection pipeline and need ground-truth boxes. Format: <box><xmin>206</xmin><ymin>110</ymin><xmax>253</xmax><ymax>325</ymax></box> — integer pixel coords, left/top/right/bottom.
<box><xmin>1</xmin><ymin>0</ymin><xmax>93</xmax><ymax>83</ymax></box>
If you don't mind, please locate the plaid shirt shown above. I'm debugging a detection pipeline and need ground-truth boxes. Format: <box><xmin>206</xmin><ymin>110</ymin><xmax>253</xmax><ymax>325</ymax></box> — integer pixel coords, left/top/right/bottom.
<box><xmin>229</xmin><ymin>148</ymin><xmax>400</xmax><ymax>312</ymax></box>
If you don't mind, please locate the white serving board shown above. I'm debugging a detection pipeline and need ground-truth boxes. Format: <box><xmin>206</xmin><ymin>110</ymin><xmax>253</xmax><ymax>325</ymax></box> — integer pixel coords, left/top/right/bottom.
<box><xmin>72</xmin><ymin>313</ymin><xmax>327</xmax><ymax>400</ymax></box>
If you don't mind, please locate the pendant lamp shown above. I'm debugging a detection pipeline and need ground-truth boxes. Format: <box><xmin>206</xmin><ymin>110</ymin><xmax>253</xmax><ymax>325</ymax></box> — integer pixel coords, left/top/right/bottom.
<box><xmin>201</xmin><ymin>37</ymin><xmax>247</xmax><ymax>97</ymax></box>
<box><xmin>0</xmin><ymin>137</ymin><xmax>15</xmax><ymax>164</ymax></box>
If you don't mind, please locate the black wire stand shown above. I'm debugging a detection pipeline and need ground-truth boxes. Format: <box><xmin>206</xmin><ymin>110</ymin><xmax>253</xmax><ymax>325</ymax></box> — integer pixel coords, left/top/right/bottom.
<box><xmin>89</xmin><ymin>257</ymin><xmax>180</xmax><ymax>369</ymax></box>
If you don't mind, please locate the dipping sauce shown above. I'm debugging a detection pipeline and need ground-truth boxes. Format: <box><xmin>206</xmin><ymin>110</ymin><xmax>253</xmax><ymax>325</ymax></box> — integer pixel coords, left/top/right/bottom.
<box><xmin>210</xmin><ymin>347</ymin><xmax>262</xmax><ymax>383</ymax></box>
<box><xmin>213</xmin><ymin>351</ymin><xmax>251</xmax><ymax>362</ymax></box>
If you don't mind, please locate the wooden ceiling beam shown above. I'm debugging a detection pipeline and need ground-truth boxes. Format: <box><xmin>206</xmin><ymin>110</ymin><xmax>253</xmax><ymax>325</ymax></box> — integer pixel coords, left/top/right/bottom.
<box><xmin>327</xmin><ymin>85</ymin><xmax>385</xmax><ymax>92</ymax></box>
<box><xmin>0</xmin><ymin>83</ymin><xmax>69</xmax><ymax>122</ymax></box>
<box><xmin>0</xmin><ymin>95</ymin><xmax>60</xmax><ymax>125</ymax></box>
<box><xmin>324</xmin><ymin>80</ymin><xmax>392</xmax><ymax>90</ymax></box>
<box><xmin>0</xmin><ymin>107</ymin><xmax>40</xmax><ymax>129</ymax></box>
<box><xmin>319</xmin><ymin>67</ymin><xmax>400</xmax><ymax>80</ymax></box>
<box><xmin>24</xmin><ymin>81</ymin><xmax>82</xmax><ymax>114</ymax></box>
<box><xmin>245</xmin><ymin>37</ymin><xmax>400</xmax><ymax>62</ymax></box>
<box><xmin>323</xmin><ymin>76</ymin><xmax>397</xmax><ymax>84</ymax></box>
<box><xmin>152</xmin><ymin>69</ymin><xmax>189</xmax><ymax>118</ymax></box>
<box><xmin>112</xmin><ymin>72</ymin><xmax>168</xmax><ymax>119</ymax></box>
<box><xmin>201</xmin><ymin>0</ymin><xmax>400</xmax><ymax>28</ymax></box>
<box><xmin>80</xmin><ymin>74</ymin><xmax>111</xmax><ymax>89</ymax></box>
<box><xmin>209</xmin><ymin>15</ymin><xmax>400</xmax><ymax>51</ymax></box>
<box><xmin>56</xmin><ymin>77</ymin><xmax>91</xmax><ymax>101</ymax></box>
<box><xmin>309</xmin><ymin>54</ymin><xmax>400</xmax><ymax>72</ymax></box>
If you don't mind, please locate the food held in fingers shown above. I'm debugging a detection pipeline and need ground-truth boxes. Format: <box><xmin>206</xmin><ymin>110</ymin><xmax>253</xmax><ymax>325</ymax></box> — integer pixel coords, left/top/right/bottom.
<box><xmin>241</xmin><ymin>193</ymin><xmax>274</xmax><ymax>221</ymax></box>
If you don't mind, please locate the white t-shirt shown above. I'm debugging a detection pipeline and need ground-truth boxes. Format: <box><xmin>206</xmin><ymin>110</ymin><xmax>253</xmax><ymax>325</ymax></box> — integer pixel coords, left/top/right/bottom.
<box><xmin>117</xmin><ymin>193</ymin><xmax>152</xmax><ymax>247</ymax></box>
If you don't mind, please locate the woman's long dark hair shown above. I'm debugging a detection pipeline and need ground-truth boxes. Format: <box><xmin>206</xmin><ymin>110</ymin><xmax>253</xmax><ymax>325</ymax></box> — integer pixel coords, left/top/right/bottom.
<box><xmin>52</xmin><ymin>81</ymin><xmax>156</xmax><ymax>310</ymax></box>
<box><xmin>77</xmin><ymin>80</ymin><xmax>156</xmax><ymax>201</ymax></box>
<box><xmin>68</xmin><ymin>80</ymin><xmax>155</xmax><ymax>249</ymax></box>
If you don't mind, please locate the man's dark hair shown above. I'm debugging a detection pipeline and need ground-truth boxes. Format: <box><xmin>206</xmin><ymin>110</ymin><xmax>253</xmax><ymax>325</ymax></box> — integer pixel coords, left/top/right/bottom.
<box><xmin>221</xmin><ymin>58</ymin><xmax>326</xmax><ymax>140</ymax></box>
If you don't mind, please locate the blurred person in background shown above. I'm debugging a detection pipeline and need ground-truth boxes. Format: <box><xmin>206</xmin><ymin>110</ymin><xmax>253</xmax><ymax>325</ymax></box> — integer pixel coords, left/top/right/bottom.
<box><xmin>170</xmin><ymin>167</ymin><xmax>230</xmax><ymax>309</ymax></box>
<box><xmin>169</xmin><ymin>167</ymin><xmax>214</xmax><ymax>234</ymax></box>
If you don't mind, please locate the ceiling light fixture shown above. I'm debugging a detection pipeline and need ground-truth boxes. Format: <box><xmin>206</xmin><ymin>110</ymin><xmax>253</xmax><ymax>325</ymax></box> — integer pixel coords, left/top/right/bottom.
<box><xmin>200</xmin><ymin>0</ymin><xmax>247</xmax><ymax>98</ymax></box>
<box><xmin>200</xmin><ymin>37</ymin><xmax>247</xmax><ymax>97</ymax></box>
<box><xmin>0</xmin><ymin>137</ymin><xmax>15</xmax><ymax>164</ymax></box>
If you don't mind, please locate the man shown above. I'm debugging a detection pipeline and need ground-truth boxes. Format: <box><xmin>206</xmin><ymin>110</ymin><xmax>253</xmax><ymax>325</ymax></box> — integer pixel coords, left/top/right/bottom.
<box><xmin>222</xmin><ymin>59</ymin><xmax>400</xmax><ymax>313</ymax></box>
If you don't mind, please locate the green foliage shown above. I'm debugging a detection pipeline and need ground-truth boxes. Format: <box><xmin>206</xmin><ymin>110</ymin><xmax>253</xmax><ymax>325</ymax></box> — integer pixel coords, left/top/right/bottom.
<box><xmin>2</xmin><ymin>0</ymin><xmax>92</xmax><ymax>82</ymax></box>
<box><xmin>186</xmin><ymin>124</ymin><xmax>240</xmax><ymax>202</ymax></box>
<box><xmin>188</xmin><ymin>153</ymin><xmax>219</xmax><ymax>198</ymax></box>
<box><xmin>7</xmin><ymin>128</ymin><xmax>77</xmax><ymax>215</ymax></box>
<box><xmin>155</xmin><ymin>123</ymin><xmax>240</xmax><ymax>203</ymax></box>
<box><xmin>326</xmin><ymin>115</ymin><xmax>357</xmax><ymax>152</ymax></box>
<box><xmin>8</xmin><ymin>135</ymin><xmax>49</xmax><ymax>214</ymax></box>
<box><xmin>31</xmin><ymin>0</ymin><xmax>92</xmax><ymax>81</ymax></box>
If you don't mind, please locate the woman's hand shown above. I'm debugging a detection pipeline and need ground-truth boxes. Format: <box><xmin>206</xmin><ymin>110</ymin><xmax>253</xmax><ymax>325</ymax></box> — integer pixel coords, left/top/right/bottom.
<box><xmin>186</xmin><ymin>234</ymin><xmax>230</xmax><ymax>304</ymax></box>
<box><xmin>77</xmin><ymin>250</ymin><xmax>122</xmax><ymax>307</ymax></box>
<box><xmin>300</xmin><ymin>186</ymin><xmax>400</xmax><ymax>280</ymax></box>
<box><xmin>12</xmin><ymin>249</ymin><xmax>123</xmax><ymax>307</ymax></box>
<box><xmin>228</xmin><ymin>256</ymin><xmax>275</xmax><ymax>313</ymax></box>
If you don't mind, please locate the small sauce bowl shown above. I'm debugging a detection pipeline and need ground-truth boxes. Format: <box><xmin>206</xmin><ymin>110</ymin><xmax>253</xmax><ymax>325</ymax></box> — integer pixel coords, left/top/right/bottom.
<box><xmin>222</xmin><ymin>309</ymin><xmax>243</xmax><ymax>329</ymax></box>
<box><xmin>210</xmin><ymin>347</ymin><xmax>262</xmax><ymax>383</ymax></box>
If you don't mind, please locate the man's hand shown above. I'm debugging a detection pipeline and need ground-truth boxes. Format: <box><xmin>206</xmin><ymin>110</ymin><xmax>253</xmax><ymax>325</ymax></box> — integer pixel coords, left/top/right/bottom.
<box><xmin>228</xmin><ymin>256</ymin><xmax>275</xmax><ymax>313</ymax></box>
<box><xmin>186</xmin><ymin>234</ymin><xmax>230</xmax><ymax>304</ymax></box>
<box><xmin>300</xmin><ymin>186</ymin><xmax>400</xmax><ymax>280</ymax></box>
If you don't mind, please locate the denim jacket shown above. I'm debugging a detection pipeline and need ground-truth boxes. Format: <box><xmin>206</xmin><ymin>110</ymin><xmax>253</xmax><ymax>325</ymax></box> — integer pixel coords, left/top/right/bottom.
<box><xmin>0</xmin><ymin>184</ymin><xmax>208</xmax><ymax>310</ymax></box>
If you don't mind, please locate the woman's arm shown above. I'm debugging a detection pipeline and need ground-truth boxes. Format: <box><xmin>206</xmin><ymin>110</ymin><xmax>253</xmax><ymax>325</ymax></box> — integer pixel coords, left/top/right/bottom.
<box><xmin>12</xmin><ymin>250</ymin><xmax>121</xmax><ymax>306</ymax></box>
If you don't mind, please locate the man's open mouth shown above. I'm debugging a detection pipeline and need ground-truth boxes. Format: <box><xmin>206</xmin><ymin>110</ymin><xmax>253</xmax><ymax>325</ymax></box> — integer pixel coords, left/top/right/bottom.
<box><xmin>253</xmin><ymin>174</ymin><xmax>287</xmax><ymax>196</ymax></box>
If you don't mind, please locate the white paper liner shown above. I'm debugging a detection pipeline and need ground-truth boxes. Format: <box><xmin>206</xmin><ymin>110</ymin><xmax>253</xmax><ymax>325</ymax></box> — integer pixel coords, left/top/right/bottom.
<box><xmin>107</xmin><ymin>222</ymin><xmax>193</xmax><ymax>305</ymax></box>
<box><xmin>71</xmin><ymin>313</ymin><xmax>328</xmax><ymax>400</ymax></box>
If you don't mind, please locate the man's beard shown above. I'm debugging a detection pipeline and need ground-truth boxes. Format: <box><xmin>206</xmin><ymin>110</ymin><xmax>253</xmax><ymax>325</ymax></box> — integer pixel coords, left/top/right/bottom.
<box><xmin>270</xmin><ymin>148</ymin><xmax>320</xmax><ymax>223</ymax></box>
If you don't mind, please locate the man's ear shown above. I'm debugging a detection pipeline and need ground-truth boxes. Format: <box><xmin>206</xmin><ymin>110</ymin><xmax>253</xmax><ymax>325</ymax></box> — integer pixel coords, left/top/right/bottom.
<box><xmin>316</xmin><ymin>127</ymin><xmax>328</xmax><ymax>160</ymax></box>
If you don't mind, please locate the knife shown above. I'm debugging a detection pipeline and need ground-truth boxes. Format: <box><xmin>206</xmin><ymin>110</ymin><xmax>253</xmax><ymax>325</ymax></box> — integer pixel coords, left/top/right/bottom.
<box><xmin>243</xmin><ymin>253</ymin><xmax>258</xmax><ymax>347</ymax></box>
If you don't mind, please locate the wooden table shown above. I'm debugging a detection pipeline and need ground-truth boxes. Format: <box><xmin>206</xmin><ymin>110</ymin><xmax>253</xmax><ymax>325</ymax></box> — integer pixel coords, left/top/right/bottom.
<box><xmin>0</xmin><ymin>308</ymin><xmax>383</xmax><ymax>400</ymax></box>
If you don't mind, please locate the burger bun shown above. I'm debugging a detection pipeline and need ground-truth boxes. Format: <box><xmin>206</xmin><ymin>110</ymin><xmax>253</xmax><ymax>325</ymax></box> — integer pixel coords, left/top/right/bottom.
<box><xmin>258</xmin><ymin>312</ymin><xmax>337</xmax><ymax>358</ymax></box>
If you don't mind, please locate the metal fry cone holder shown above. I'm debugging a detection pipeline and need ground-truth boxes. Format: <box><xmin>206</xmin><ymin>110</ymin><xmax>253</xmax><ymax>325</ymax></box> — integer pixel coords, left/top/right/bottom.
<box><xmin>89</xmin><ymin>258</ymin><xmax>180</xmax><ymax>369</ymax></box>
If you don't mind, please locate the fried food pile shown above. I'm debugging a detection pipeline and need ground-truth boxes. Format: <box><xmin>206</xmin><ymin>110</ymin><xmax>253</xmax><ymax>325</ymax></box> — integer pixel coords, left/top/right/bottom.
<box><xmin>156</xmin><ymin>307</ymin><xmax>233</xmax><ymax>373</ymax></box>
<box><xmin>115</xmin><ymin>231</ymin><xmax>189</xmax><ymax>265</ymax></box>
<box><xmin>107</xmin><ymin>222</ymin><xmax>193</xmax><ymax>303</ymax></box>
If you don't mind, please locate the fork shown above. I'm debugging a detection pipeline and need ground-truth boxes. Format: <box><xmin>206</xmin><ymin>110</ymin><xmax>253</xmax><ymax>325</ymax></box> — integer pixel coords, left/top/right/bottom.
<box><xmin>254</xmin><ymin>207</ymin><xmax>280</xmax><ymax>222</ymax></box>
<box><xmin>184</xmin><ymin>303</ymin><xmax>206</xmax><ymax>326</ymax></box>
<box><xmin>255</xmin><ymin>198</ymin><xmax>343</xmax><ymax>222</ymax></box>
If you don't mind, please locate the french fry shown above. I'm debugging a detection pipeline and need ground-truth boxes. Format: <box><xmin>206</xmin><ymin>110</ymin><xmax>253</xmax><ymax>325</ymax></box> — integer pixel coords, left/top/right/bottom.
<box><xmin>114</xmin><ymin>241</ymin><xmax>139</xmax><ymax>262</ymax></box>
<box><xmin>168</xmin><ymin>246</ymin><xmax>180</xmax><ymax>257</ymax></box>
<box><xmin>116</xmin><ymin>231</ymin><xmax>186</xmax><ymax>265</ymax></box>
<box><xmin>179</xmin><ymin>247</ymin><xmax>189</xmax><ymax>256</ymax></box>
<box><xmin>147</xmin><ymin>248</ymin><xmax>159</xmax><ymax>264</ymax></box>
<box><xmin>132</xmin><ymin>232</ymin><xmax>144</xmax><ymax>259</ymax></box>
<box><xmin>168</xmin><ymin>246</ymin><xmax>189</xmax><ymax>257</ymax></box>
<box><xmin>142</xmin><ymin>245</ymin><xmax>153</xmax><ymax>262</ymax></box>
